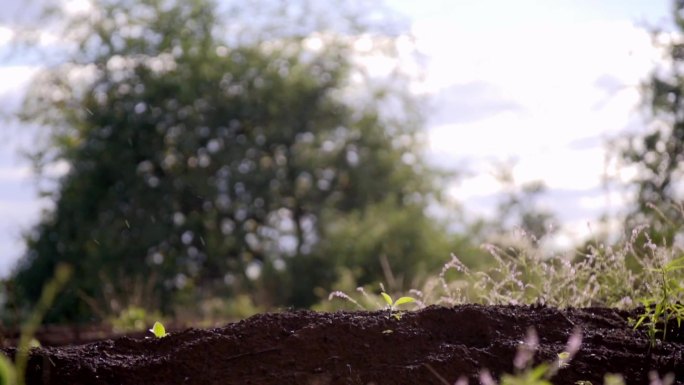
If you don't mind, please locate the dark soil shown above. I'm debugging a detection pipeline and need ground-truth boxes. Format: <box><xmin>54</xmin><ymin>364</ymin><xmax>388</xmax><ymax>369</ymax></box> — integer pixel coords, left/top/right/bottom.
<box><xmin>3</xmin><ymin>304</ymin><xmax>683</xmax><ymax>385</ymax></box>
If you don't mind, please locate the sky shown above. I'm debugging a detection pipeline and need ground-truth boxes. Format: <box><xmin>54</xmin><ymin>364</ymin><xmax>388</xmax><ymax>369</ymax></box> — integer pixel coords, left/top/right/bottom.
<box><xmin>0</xmin><ymin>0</ymin><xmax>674</xmax><ymax>277</ymax></box>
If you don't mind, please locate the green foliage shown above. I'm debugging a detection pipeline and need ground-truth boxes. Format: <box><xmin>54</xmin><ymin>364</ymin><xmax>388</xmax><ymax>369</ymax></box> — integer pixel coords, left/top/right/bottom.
<box><xmin>149</xmin><ymin>321</ymin><xmax>168</xmax><ymax>338</ymax></box>
<box><xmin>313</xmin><ymin>200</ymin><xmax>472</xmax><ymax>296</ymax></box>
<box><xmin>11</xmin><ymin>0</ymin><xmax>455</xmax><ymax>322</ymax></box>
<box><xmin>110</xmin><ymin>306</ymin><xmax>163</xmax><ymax>333</ymax></box>
<box><xmin>632</xmin><ymin>255</ymin><xmax>684</xmax><ymax>347</ymax></box>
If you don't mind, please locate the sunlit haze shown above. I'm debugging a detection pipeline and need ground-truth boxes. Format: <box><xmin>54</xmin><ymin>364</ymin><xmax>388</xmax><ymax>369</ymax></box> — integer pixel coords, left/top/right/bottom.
<box><xmin>0</xmin><ymin>0</ymin><xmax>672</xmax><ymax>276</ymax></box>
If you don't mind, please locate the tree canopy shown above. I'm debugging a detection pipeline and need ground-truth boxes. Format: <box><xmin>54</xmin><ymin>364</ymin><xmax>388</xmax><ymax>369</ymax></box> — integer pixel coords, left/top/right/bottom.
<box><xmin>11</xmin><ymin>0</ymin><xmax>469</xmax><ymax>322</ymax></box>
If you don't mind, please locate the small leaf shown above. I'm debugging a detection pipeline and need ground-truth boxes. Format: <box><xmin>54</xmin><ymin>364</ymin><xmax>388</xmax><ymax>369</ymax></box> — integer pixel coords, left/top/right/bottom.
<box><xmin>393</xmin><ymin>296</ymin><xmax>415</xmax><ymax>307</ymax></box>
<box><xmin>380</xmin><ymin>292</ymin><xmax>393</xmax><ymax>306</ymax></box>
<box><xmin>150</xmin><ymin>321</ymin><xmax>167</xmax><ymax>338</ymax></box>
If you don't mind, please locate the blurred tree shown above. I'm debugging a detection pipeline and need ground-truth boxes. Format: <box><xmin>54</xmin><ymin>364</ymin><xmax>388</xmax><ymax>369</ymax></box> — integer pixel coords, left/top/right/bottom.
<box><xmin>12</xmin><ymin>0</ymin><xmax>462</xmax><ymax>322</ymax></box>
<box><xmin>490</xmin><ymin>163</ymin><xmax>557</xmax><ymax>242</ymax></box>
<box><xmin>618</xmin><ymin>0</ymin><xmax>684</xmax><ymax>244</ymax></box>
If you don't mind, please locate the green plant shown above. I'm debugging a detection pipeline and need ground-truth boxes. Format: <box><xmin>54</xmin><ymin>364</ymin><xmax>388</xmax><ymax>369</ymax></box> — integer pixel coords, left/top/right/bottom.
<box><xmin>0</xmin><ymin>264</ymin><xmax>71</xmax><ymax>385</ymax></box>
<box><xmin>632</xmin><ymin>255</ymin><xmax>684</xmax><ymax>347</ymax></box>
<box><xmin>149</xmin><ymin>321</ymin><xmax>168</xmax><ymax>339</ymax></box>
<box><xmin>380</xmin><ymin>292</ymin><xmax>415</xmax><ymax>320</ymax></box>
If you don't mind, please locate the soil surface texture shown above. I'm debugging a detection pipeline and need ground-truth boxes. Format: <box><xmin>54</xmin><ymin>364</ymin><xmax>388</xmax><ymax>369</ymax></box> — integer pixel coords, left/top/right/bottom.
<box><xmin>3</xmin><ymin>304</ymin><xmax>683</xmax><ymax>385</ymax></box>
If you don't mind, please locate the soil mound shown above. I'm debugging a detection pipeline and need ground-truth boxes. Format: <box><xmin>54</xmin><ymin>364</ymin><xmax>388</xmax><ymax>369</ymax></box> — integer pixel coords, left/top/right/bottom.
<box><xmin>4</xmin><ymin>304</ymin><xmax>683</xmax><ymax>385</ymax></box>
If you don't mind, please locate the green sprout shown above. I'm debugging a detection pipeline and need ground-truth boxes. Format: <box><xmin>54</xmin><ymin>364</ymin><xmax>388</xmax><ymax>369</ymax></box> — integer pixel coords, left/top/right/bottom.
<box><xmin>556</xmin><ymin>352</ymin><xmax>570</xmax><ymax>369</ymax></box>
<box><xmin>149</xmin><ymin>321</ymin><xmax>168</xmax><ymax>338</ymax></box>
<box><xmin>380</xmin><ymin>292</ymin><xmax>415</xmax><ymax>320</ymax></box>
<box><xmin>632</xmin><ymin>255</ymin><xmax>684</xmax><ymax>348</ymax></box>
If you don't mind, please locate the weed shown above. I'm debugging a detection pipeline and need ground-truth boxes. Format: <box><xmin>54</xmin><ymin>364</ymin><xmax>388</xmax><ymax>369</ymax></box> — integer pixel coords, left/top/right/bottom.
<box><xmin>149</xmin><ymin>321</ymin><xmax>168</xmax><ymax>338</ymax></box>
<box><xmin>632</xmin><ymin>255</ymin><xmax>684</xmax><ymax>347</ymax></box>
<box><xmin>414</xmin><ymin>221</ymin><xmax>684</xmax><ymax>311</ymax></box>
<box><xmin>327</xmin><ymin>290</ymin><xmax>365</xmax><ymax>310</ymax></box>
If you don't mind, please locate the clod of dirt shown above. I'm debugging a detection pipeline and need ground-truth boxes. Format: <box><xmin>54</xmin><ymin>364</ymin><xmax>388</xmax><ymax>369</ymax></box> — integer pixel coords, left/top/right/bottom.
<box><xmin>3</xmin><ymin>305</ymin><xmax>683</xmax><ymax>385</ymax></box>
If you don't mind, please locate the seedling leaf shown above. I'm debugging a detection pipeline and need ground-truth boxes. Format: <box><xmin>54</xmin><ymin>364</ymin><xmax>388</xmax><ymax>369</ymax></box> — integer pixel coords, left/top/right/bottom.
<box><xmin>393</xmin><ymin>296</ymin><xmax>415</xmax><ymax>307</ymax></box>
<box><xmin>381</xmin><ymin>292</ymin><xmax>393</xmax><ymax>306</ymax></box>
<box><xmin>150</xmin><ymin>321</ymin><xmax>168</xmax><ymax>338</ymax></box>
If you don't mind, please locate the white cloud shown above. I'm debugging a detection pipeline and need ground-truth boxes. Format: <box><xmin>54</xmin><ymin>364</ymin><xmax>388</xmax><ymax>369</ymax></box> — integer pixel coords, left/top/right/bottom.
<box><xmin>0</xmin><ymin>26</ymin><xmax>14</xmax><ymax>46</ymax></box>
<box><xmin>63</xmin><ymin>0</ymin><xmax>92</xmax><ymax>15</ymax></box>
<box><xmin>421</xmin><ymin>17</ymin><xmax>660</xmax><ymax>236</ymax></box>
<box><xmin>0</xmin><ymin>166</ymin><xmax>32</xmax><ymax>182</ymax></box>
<box><xmin>0</xmin><ymin>65</ymin><xmax>40</xmax><ymax>112</ymax></box>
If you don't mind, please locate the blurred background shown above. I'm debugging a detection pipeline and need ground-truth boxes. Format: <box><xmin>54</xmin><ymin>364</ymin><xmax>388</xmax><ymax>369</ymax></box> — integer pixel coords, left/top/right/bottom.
<box><xmin>0</xmin><ymin>0</ymin><xmax>683</xmax><ymax>328</ymax></box>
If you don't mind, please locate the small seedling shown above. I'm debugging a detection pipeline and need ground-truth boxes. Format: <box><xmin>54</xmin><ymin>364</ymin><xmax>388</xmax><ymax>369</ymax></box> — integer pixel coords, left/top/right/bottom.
<box><xmin>557</xmin><ymin>352</ymin><xmax>570</xmax><ymax>369</ymax></box>
<box><xmin>380</xmin><ymin>292</ymin><xmax>415</xmax><ymax>320</ymax></box>
<box><xmin>150</xmin><ymin>321</ymin><xmax>168</xmax><ymax>338</ymax></box>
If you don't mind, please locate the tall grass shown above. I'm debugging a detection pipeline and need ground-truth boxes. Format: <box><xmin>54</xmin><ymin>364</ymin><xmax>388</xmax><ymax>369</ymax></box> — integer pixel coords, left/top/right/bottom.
<box><xmin>327</xmin><ymin>221</ymin><xmax>684</xmax><ymax>312</ymax></box>
<box><xmin>407</xmin><ymin>224</ymin><xmax>682</xmax><ymax>310</ymax></box>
